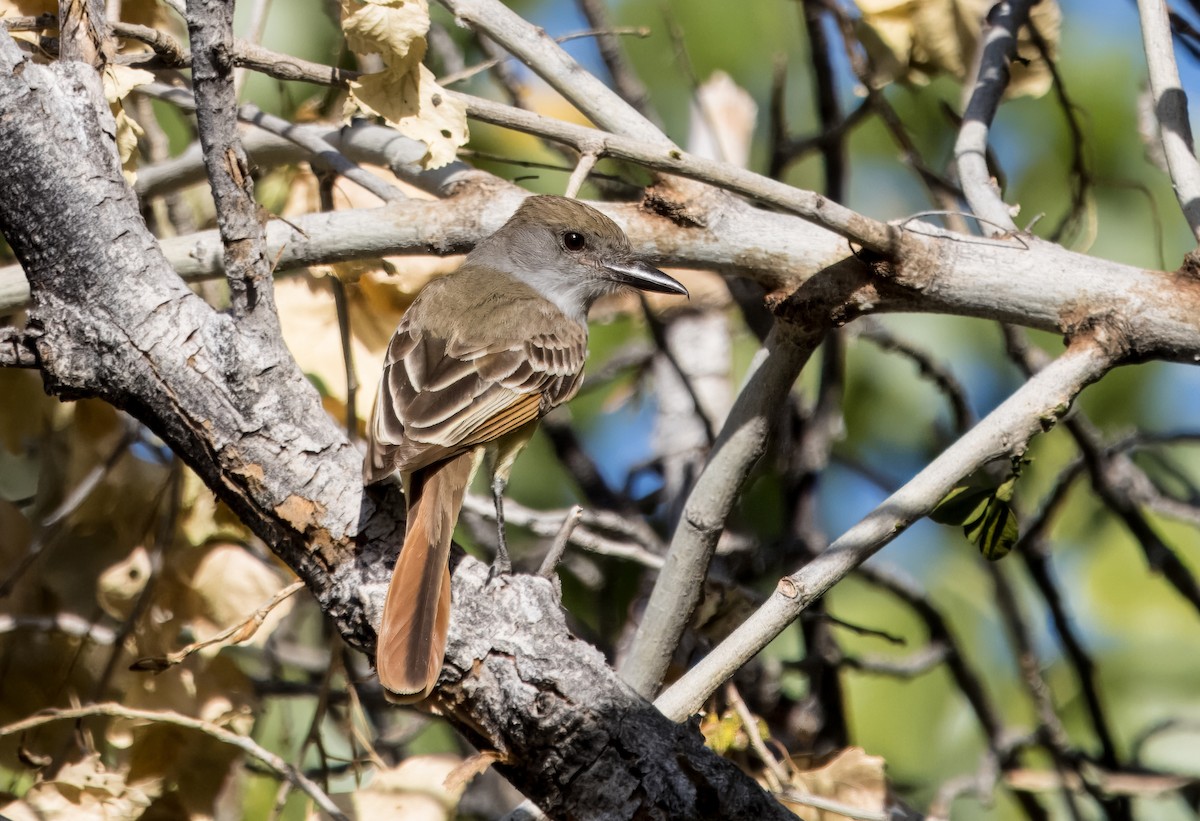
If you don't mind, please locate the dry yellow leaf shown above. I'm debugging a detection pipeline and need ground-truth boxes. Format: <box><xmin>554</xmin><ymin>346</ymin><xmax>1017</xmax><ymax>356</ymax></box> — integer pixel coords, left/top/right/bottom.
<box><xmin>188</xmin><ymin>543</ymin><xmax>293</xmax><ymax>649</ymax></box>
<box><xmin>781</xmin><ymin>746</ymin><xmax>888</xmax><ymax>820</ymax></box>
<box><xmin>102</xmin><ymin>65</ymin><xmax>155</xmax><ymax>178</ymax></box>
<box><xmin>343</xmin><ymin>755</ymin><xmax>465</xmax><ymax>820</ymax></box>
<box><xmin>349</xmin><ymin>63</ymin><xmax>468</xmax><ymax>169</ymax></box>
<box><xmin>855</xmin><ymin>0</ymin><xmax>1060</xmax><ymax>97</ymax></box>
<box><xmin>341</xmin><ymin>0</ymin><xmax>468</xmax><ymax>167</ymax></box>
<box><xmin>342</xmin><ymin>0</ymin><xmax>430</xmax><ymax>70</ymax></box>
<box><xmin>16</xmin><ymin>753</ymin><xmax>158</xmax><ymax>820</ymax></box>
<box><xmin>96</xmin><ymin>544</ymin><xmax>153</xmax><ymax>620</ymax></box>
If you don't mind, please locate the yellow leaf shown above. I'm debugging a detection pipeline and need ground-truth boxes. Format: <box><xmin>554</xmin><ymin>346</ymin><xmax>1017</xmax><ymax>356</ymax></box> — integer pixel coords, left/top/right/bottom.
<box><xmin>782</xmin><ymin>747</ymin><xmax>888</xmax><ymax>820</ymax></box>
<box><xmin>342</xmin><ymin>0</ymin><xmax>430</xmax><ymax>72</ymax></box>
<box><xmin>102</xmin><ymin>65</ymin><xmax>156</xmax><ymax>103</ymax></box>
<box><xmin>855</xmin><ymin>0</ymin><xmax>1060</xmax><ymax>98</ymax></box>
<box><xmin>187</xmin><ymin>543</ymin><xmax>293</xmax><ymax>649</ymax></box>
<box><xmin>19</xmin><ymin>753</ymin><xmax>158</xmax><ymax>820</ymax></box>
<box><xmin>96</xmin><ymin>545</ymin><xmax>153</xmax><ymax>621</ymax></box>
<box><xmin>348</xmin><ymin>63</ymin><xmax>468</xmax><ymax>168</ymax></box>
<box><xmin>102</xmin><ymin>66</ymin><xmax>154</xmax><ymax>179</ymax></box>
<box><xmin>348</xmin><ymin>755</ymin><xmax>465</xmax><ymax>820</ymax></box>
<box><xmin>700</xmin><ymin>709</ymin><xmax>749</xmax><ymax>755</ymax></box>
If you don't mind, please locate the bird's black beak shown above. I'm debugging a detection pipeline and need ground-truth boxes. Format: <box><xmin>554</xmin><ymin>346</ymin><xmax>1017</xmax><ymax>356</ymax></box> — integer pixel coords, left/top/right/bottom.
<box><xmin>602</xmin><ymin>258</ymin><xmax>689</xmax><ymax>297</ymax></box>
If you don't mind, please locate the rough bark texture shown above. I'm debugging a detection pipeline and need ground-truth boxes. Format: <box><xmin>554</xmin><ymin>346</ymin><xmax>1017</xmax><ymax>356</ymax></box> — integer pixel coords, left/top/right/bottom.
<box><xmin>0</xmin><ymin>35</ymin><xmax>790</xmax><ymax>821</ymax></box>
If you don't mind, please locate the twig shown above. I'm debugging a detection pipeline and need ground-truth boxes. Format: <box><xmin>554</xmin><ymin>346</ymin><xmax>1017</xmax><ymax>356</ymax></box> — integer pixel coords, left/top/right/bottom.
<box><xmin>1003</xmin><ymin>326</ymin><xmax>1200</xmax><ymax>618</ymax></box>
<box><xmin>0</xmin><ymin>424</ymin><xmax>138</xmax><ymax>597</ymax></box>
<box><xmin>1138</xmin><ymin>0</ymin><xmax>1200</xmax><ymax>242</ymax></box>
<box><xmin>461</xmin><ymin>495</ymin><xmax>664</xmax><ymax>569</ymax></box>
<box><xmin>238</xmin><ymin>103</ymin><xmax>406</xmax><ymax>203</ymax></box>
<box><xmin>953</xmin><ymin>0</ymin><xmax>1037</xmax><ymax>235</ymax></box>
<box><xmin>989</xmin><ymin>563</ymin><xmax>1091</xmax><ymax>819</ymax></box>
<box><xmin>563</xmin><ymin>150</ymin><xmax>599</xmax><ymax>198</ymax></box>
<box><xmin>455</xmin><ymin>91</ymin><xmax>897</xmax><ymax>252</ymax></box>
<box><xmin>91</xmin><ymin>462</ymin><xmax>181</xmax><ymax>702</ymax></box>
<box><xmin>840</xmin><ymin>643</ymin><xmax>949</xmax><ymax>677</ymax></box>
<box><xmin>538</xmin><ymin>506</ymin><xmax>584</xmax><ymax>578</ymax></box>
<box><xmin>655</xmin><ymin>338</ymin><xmax>1114</xmax><ymax>720</ymax></box>
<box><xmin>0</xmin><ymin>613</ymin><xmax>116</xmax><ymax>644</ymax></box>
<box><xmin>235</xmin><ymin>0</ymin><xmax>272</xmax><ymax>97</ymax></box>
<box><xmin>435</xmin><ymin>0</ymin><xmax>668</xmax><ymax>145</ymax></box>
<box><xmin>777</xmin><ymin>790</ymin><xmax>886</xmax><ymax>821</ymax></box>
<box><xmin>0</xmin><ymin>704</ymin><xmax>349</xmax><ymax>821</ymax></box>
<box><xmin>438</xmin><ymin>26</ymin><xmax>651</xmax><ymax>87</ymax></box>
<box><xmin>724</xmin><ymin>683</ymin><xmax>789</xmax><ymax>789</ymax></box>
<box><xmin>854</xmin><ymin>561</ymin><xmax>1007</xmax><ymax>752</ymax></box>
<box><xmin>1027</xmin><ymin>17</ymin><xmax>1091</xmax><ymax>245</ymax></box>
<box><xmin>858</xmin><ymin>320</ymin><xmax>975</xmax><ymax>435</ymax></box>
<box><xmin>575</xmin><ymin>0</ymin><xmax>655</xmax><ymax>118</ymax></box>
<box><xmin>132</xmin><ymin>580</ymin><xmax>305</xmax><ymax>672</ymax></box>
<box><xmin>800</xmin><ymin>0</ymin><xmax>846</xmax><ymax>202</ymax></box>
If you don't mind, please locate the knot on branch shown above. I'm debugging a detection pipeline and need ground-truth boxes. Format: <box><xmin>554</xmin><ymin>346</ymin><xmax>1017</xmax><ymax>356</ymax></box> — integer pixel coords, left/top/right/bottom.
<box><xmin>1058</xmin><ymin>306</ymin><xmax>1133</xmax><ymax>363</ymax></box>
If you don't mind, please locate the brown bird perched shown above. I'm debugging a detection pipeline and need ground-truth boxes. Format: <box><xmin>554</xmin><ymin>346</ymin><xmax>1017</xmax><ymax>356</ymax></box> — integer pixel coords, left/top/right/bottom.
<box><xmin>365</xmin><ymin>195</ymin><xmax>688</xmax><ymax>701</ymax></box>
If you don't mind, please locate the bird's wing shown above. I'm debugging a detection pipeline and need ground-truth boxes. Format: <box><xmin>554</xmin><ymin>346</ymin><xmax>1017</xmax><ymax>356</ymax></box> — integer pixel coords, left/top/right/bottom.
<box><xmin>365</xmin><ymin>306</ymin><xmax>587</xmax><ymax>480</ymax></box>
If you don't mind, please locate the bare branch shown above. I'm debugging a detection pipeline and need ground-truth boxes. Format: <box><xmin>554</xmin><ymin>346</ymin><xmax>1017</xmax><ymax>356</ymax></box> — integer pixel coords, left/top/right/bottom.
<box><xmin>953</xmin><ymin>0</ymin><xmax>1037</xmax><ymax>234</ymax></box>
<box><xmin>436</xmin><ymin>0</ymin><xmax>668</xmax><ymax>145</ymax></box>
<box><xmin>621</xmin><ymin>325</ymin><xmax>814</xmax><ymax>697</ymax></box>
<box><xmin>186</xmin><ymin>0</ymin><xmax>277</xmax><ymax>323</ymax></box>
<box><xmin>237</xmin><ymin>103</ymin><xmax>408</xmax><ymax>204</ymax></box>
<box><xmin>1138</xmin><ymin>0</ymin><xmax>1200</xmax><ymax>242</ymax></box>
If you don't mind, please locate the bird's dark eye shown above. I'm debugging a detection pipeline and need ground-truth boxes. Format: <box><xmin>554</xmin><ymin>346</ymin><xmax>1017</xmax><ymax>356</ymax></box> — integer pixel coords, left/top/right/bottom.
<box><xmin>562</xmin><ymin>231</ymin><xmax>586</xmax><ymax>252</ymax></box>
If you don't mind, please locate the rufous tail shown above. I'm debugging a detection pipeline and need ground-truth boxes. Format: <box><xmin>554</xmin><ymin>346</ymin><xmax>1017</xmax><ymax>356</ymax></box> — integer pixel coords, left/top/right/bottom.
<box><xmin>376</xmin><ymin>450</ymin><xmax>475</xmax><ymax>701</ymax></box>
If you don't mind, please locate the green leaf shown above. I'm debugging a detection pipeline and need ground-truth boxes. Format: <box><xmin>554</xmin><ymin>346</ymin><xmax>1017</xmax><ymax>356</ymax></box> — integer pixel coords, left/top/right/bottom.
<box><xmin>966</xmin><ymin>495</ymin><xmax>1019</xmax><ymax>561</ymax></box>
<box><xmin>930</xmin><ymin>484</ymin><xmax>992</xmax><ymax>527</ymax></box>
<box><xmin>933</xmin><ymin>476</ymin><xmax>1020</xmax><ymax>560</ymax></box>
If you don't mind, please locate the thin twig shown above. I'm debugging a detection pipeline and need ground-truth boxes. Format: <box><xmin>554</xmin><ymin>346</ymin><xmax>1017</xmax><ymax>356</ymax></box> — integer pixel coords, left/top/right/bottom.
<box><xmin>538</xmin><ymin>506</ymin><xmax>584</xmax><ymax>578</ymax></box>
<box><xmin>132</xmin><ymin>580</ymin><xmax>305</xmax><ymax>672</ymax></box>
<box><xmin>438</xmin><ymin>26</ymin><xmax>650</xmax><ymax>87</ymax></box>
<box><xmin>0</xmin><ymin>704</ymin><xmax>349</xmax><ymax>821</ymax></box>
<box><xmin>239</xmin><ymin>103</ymin><xmax>406</xmax><ymax>203</ymax></box>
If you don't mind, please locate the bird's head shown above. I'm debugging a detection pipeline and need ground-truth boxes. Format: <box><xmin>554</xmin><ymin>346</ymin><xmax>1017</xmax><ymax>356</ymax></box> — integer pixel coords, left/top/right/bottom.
<box><xmin>473</xmin><ymin>195</ymin><xmax>688</xmax><ymax>319</ymax></box>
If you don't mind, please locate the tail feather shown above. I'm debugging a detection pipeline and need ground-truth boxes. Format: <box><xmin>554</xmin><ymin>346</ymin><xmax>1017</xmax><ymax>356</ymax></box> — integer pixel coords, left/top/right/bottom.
<box><xmin>376</xmin><ymin>450</ymin><xmax>475</xmax><ymax>701</ymax></box>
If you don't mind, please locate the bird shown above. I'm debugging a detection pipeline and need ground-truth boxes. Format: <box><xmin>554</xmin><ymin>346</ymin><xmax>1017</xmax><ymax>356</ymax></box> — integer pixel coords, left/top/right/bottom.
<box><xmin>364</xmin><ymin>194</ymin><xmax>688</xmax><ymax>701</ymax></box>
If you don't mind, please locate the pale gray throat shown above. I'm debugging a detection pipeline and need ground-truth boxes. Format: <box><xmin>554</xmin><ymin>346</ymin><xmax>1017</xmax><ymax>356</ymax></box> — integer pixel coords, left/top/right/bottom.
<box><xmin>511</xmin><ymin>267</ymin><xmax>604</xmax><ymax>322</ymax></box>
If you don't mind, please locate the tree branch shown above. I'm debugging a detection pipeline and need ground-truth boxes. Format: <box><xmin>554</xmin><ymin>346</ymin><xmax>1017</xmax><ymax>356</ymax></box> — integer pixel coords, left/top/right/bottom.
<box><xmin>953</xmin><ymin>0</ymin><xmax>1036</xmax><ymax>234</ymax></box>
<box><xmin>655</xmin><ymin>336</ymin><xmax>1116</xmax><ymax>720</ymax></box>
<box><xmin>621</xmin><ymin>324</ymin><xmax>814</xmax><ymax>697</ymax></box>
<box><xmin>186</xmin><ymin>0</ymin><xmax>277</xmax><ymax>323</ymax></box>
<box><xmin>1138</xmin><ymin>0</ymin><xmax>1200</xmax><ymax>243</ymax></box>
